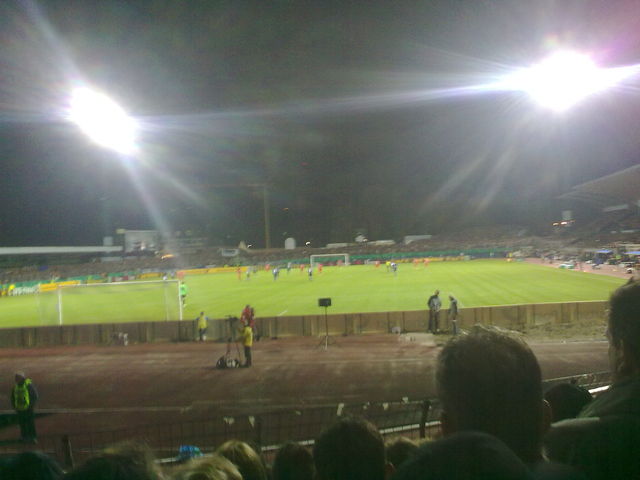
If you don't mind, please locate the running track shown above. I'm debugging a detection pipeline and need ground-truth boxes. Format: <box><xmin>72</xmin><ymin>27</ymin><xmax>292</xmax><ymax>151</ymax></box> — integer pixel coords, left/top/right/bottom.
<box><xmin>0</xmin><ymin>334</ymin><xmax>608</xmax><ymax>440</ymax></box>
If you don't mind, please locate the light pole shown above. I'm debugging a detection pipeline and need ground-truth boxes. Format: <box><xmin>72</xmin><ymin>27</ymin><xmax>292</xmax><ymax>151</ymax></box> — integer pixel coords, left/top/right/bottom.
<box><xmin>206</xmin><ymin>183</ymin><xmax>272</xmax><ymax>249</ymax></box>
<box><xmin>262</xmin><ymin>184</ymin><xmax>271</xmax><ymax>249</ymax></box>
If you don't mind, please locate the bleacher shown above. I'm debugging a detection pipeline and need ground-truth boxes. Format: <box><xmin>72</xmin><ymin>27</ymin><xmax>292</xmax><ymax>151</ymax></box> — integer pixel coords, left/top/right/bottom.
<box><xmin>0</xmin><ymin>225</ymin><xmax>567</xmax><ymax>287</ymax></box>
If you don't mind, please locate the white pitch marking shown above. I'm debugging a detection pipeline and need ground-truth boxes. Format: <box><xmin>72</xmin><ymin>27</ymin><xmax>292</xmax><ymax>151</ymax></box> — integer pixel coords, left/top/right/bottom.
<box><xmin>278</xmin><ymin>309</ymin><xmax>288</xmax><ymax>316</ymax></box>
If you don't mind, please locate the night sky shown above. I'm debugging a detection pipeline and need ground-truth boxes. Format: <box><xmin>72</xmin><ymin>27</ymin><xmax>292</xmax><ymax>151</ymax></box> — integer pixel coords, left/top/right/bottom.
<box><xmin>2</xmin><ymin>0</ymin><xmax>640</xmax><ymax>247</ymax></box>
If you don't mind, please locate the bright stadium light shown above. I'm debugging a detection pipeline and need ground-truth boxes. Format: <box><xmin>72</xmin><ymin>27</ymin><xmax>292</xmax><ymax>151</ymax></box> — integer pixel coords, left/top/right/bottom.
<box><xmin>68</xmin><ymin>87</ymin><xmax>137</xmax><ymax>154</ymax></box>
<box><xmin>504</xmin><ymin>51</ymin><xmax>621</xmax><ymax>112</ymax></box>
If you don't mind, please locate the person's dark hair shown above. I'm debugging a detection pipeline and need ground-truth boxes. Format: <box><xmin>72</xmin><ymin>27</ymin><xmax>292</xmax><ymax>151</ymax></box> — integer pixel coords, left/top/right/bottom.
<box><xmin>63</xmin><ymin>455</ymin><xmax>158</xmax><ymax>480</ymax></box>
<box><xmin>436</xmin><ymin>326</ymin><xmax>543</xmax><ymax>464</ymax></box>
<box><xmin>313</xmin><ymin>416</ymin><xmax>386</xmax><ymax>480</ymax></box>
<box><xmin>216</xmin><ymin>440</ymin><xmax>267</xmax><ymax>480</ymax></box>
<box><xmin>608</xmin><ymin>279</ymin><xmax>640</xmax><ymax>366</ymax></box>
<box><xmin>385</xmin><ymin>437</ymin><xmax>419</xmax><ymax>469</ymax></box>
<box><xmin>63</xmin><ymin>441</ymin><xmax>161</xmax><ymax>480</ymax></box>
<box><xmin>4</xmin><ymin>451</ymin><xmax>64</xmax><ymax>480</ymax></box>
<box><xmin>272</xmin><ymin>442</ymin><xmax>314</xmax><ymax>480</ymax></box>
<box><xmin>544</xmin><ymin>383</ymin><xmax>592</xmax><ymax>422</ymax></box>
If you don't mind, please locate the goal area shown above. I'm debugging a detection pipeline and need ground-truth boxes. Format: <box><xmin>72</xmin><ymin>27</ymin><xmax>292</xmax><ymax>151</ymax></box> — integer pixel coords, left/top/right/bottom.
<box><xmin>37</xmin><ymin>280</ymin><xmax>183</xmax><ymax>326</ymax></box>
<box><xmin>309</xmin><ymin>253</ymin><xmax>350</xmax><ymax>267</ymax></box>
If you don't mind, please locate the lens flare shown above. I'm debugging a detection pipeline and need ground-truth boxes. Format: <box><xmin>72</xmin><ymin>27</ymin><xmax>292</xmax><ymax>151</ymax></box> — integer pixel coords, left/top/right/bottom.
<box><xmin>68</xmin><ymin>87</ymin><xmax>137</xmax><ymax>154</ymax></box>
<box><xmin>504</xmin><ymin>51</ymin><xmax>623</xmax><ymax>112</ymax></box>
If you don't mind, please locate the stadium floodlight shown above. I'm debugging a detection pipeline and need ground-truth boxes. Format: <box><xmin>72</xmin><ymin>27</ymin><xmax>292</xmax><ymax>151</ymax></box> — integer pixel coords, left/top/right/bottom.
<box><xmin>68</xmin><ymin>87</ymin><xmax>137</xmax><ymax>154</ymax></box>
<box><xmin>503</xmin><ymin>51</ymin><xmax>623</xmax><ymax>112</ymax></box>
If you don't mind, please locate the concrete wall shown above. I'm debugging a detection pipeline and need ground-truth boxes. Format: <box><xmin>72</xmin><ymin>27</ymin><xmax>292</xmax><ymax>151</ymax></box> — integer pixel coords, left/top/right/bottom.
<box><xmin>0</xmin><ymin>301</ymin><xmax>607</xmax><ymax>348</ymax></box>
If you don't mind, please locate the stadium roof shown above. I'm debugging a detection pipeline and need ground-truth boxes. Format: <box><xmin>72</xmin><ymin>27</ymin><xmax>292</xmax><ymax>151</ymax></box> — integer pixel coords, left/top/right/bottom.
<box><xmin>559</xmin><ymin>164</ymin><xmax>640</xmax><ymax>206</ymax></box>
<box><xmin>0</xmin><ymin>246</ymin><xmax>123</xmax><ymax>256</ymax></box>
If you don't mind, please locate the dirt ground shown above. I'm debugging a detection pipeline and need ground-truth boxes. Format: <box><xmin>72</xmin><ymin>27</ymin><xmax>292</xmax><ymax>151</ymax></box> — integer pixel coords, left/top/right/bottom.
<box><xmin>0</xmin><ymin>332</ymin><xmax>608</xmax><ymax>445</ymax></box>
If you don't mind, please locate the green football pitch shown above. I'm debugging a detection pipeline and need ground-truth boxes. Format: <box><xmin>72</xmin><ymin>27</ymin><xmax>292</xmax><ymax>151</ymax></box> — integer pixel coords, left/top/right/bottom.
<box><xmin>0</xmin><ymin>260</ymin><xmax>625</xmax><ymax>328</ymax></box>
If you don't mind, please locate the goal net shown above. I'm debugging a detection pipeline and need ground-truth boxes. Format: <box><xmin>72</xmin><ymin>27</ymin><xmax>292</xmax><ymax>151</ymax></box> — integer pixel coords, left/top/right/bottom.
<box><xmin>37</xmin><ymin>280</ymin><xmax>182</xmax><ymax>326</ymax></box>
<box><xmin>309</xmin><ymin>253</ymin><xmax>350</xmax><ymax>267</ymax></box>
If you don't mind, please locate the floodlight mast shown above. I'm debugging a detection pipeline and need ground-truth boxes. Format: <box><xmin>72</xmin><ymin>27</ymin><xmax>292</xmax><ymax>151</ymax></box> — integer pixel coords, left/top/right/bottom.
<box><xmin>205</xmin><ymin>183</ymin><xmax>272</xmax><ymax>249</ymax></box>
<box><xmin>68</xmin><ymin>87</ymin><xmax>137</xmax><ymax>154</ymax></box>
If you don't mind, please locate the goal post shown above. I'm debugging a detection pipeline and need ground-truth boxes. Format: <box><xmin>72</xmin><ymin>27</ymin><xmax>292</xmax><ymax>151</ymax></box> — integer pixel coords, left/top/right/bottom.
<box><xmin>309</xmin><ymin>253</ymin><xmax>350</xmax><ymax>267</ymax></box>
<box><xmin>38</xmin><ymin>280</ymin><xmax>183</xmax><ymax>326</ymax></box>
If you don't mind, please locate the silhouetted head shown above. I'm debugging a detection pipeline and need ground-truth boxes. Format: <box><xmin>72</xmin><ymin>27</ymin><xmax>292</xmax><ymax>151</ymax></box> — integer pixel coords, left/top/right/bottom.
<box><xmin>607</xmin><ymin>279</ymin><xmax>640</xmax><ymax>379</ymax></box>
<box><xmin>313</xmin><ymin>416</ymin><xmax>388</xmax><ymax>480</ymax></box>
<box><xmin>272</xmin><ymin>442</ymin><xmax>315</xmax><ymax>480</ymax></box>
<box><xmin>436</xmin><ymin>326</ymin><xmax>546</xmax><ymax>464</ymax></box>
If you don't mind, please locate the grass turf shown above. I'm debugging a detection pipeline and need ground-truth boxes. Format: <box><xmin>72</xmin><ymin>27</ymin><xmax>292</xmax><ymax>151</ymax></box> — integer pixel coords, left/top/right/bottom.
<box><xmin>0</xmin><ymin>260</ymin><xmax>625</xmax><ymax>328</ymax></box>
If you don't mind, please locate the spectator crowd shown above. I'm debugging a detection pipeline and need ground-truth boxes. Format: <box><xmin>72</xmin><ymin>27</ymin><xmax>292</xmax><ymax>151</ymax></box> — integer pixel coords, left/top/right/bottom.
<box><xmin>0</xmin><ymin>224</ymin><xmax>591</xmax><ymax>287</ymax></box>
<box><xmin>3</xmin><ymin>216</ymin><xmax>640</xmax><ymax>287</ymax></box>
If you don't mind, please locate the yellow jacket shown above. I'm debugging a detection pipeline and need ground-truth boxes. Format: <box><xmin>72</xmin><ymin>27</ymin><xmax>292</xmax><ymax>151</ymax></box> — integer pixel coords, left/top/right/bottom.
<box><xmin>238</xmin><ymin>325</ymin><xmax>253</xmax><ymax>347</ymax></box>
<box><xmin>197</xmin><ymin>314</ymin><xmax>208</xmax><ymax>330</ymax></box>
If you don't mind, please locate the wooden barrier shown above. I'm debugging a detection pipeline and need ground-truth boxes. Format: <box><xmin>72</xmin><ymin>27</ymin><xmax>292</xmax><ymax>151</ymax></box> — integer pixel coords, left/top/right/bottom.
<box><xmin>0</xmin><ymin>301</ymin><xmax>607</xmax><ymax>348</ymax></box>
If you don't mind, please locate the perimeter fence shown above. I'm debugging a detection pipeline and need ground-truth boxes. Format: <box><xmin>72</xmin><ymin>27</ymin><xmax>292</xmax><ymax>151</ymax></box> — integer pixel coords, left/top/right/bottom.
<box><xmin>0</xmin><ymin>371</ymin><xmax>613</xmax><ymax>468</ymax></box>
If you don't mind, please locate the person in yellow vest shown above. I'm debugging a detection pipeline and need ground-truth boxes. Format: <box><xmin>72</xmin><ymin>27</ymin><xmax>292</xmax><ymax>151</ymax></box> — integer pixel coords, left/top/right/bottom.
<box><xmin>196</xmin><ymin>311</ymin><xmax>209</xmax><ymax>342</ymax></box>
<box><xmin>10</xmin><ymin>372</ymin><xmax>38</xmax><ymax>443</ymax></box>
<box><xmin>238</xmin><ymin>321</ymin><xmax>253</xmax><ymax>368</ymax></box>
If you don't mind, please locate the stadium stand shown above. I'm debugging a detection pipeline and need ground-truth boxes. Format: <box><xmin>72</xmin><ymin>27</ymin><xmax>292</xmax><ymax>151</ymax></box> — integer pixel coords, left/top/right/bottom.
<box><xmin>0</xmin><ymin>224</ymin><xmax>575</xmax><ymax>287</ymax></box>
<box><xmin>2</xmin><ymin>164</ymin><xmax>640</xmax><ymax>287</ymax></box>
<box><xmin>558</xmin><ymin>165</ymin><xmax>640</xmax><ymax>247</ymax></box>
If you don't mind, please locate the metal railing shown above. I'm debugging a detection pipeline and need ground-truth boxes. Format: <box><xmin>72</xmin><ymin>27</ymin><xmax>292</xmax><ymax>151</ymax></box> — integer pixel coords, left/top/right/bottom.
<box><xmin>0</xmin><ymin>371</ymin><xmax>613</xmax><ymax>468</ymax></box>
<box><xmin>542</xmin><ymin>371</ymin><xmax>612</xmax><ymax>392</ymax></box>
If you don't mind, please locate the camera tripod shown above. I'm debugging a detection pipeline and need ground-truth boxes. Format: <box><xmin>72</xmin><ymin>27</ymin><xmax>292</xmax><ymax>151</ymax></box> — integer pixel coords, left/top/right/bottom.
<box><xmin>224</xmin><ymin>316</ymin><xmax>243</xmax><ymax>365</ymax></box>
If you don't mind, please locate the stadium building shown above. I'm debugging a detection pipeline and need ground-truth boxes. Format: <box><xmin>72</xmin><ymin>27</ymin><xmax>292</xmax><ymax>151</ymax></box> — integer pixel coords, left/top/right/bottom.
<box><xmin>558</xmin><ymin>164</ymin><xmax>640</xmax><ymax>250</ymax></box>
